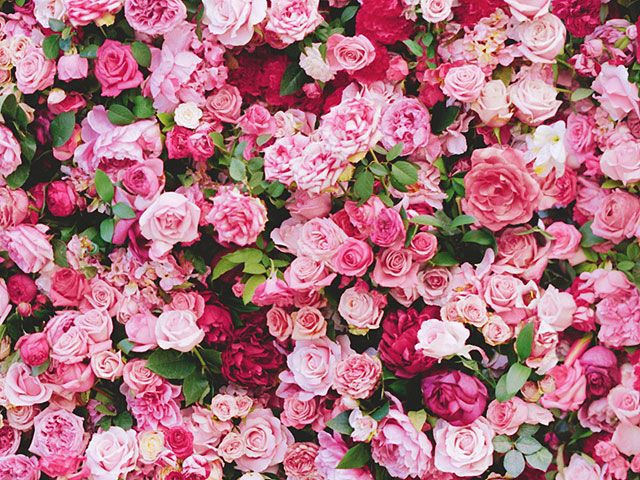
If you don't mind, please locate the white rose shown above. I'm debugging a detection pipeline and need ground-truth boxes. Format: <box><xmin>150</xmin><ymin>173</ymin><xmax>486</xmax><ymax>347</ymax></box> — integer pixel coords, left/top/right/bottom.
<box><xmin>174</xmin><ymin>102</ymin><xmax>204</xmax><ymax>129</ymax></box>
<box><xmin>299</xmin><ymin>43</ymin><xmax>335</xmax><ymax>83</ymax></box>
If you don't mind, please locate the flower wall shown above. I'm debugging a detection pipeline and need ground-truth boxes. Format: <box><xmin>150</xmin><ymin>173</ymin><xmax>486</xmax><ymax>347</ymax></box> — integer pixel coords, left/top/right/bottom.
<box><xmin>0</xmin><ymin>0</ymin><xmax>640</xmax><ymax>479</ymax></box>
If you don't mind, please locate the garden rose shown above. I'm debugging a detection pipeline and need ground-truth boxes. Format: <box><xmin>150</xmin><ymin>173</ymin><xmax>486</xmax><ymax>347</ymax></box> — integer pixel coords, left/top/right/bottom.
<box><xmin>86</xmin><ymin>427</ymin><xmax>139</xmax><ymax>480</ymax></box>
<box><xmin>284</xmin><ymin>443</ymin><xmax>320</xmax><ymax>480</ymax></box>
<box><xmin>421</xmin><ymin>370</ymin><xmax>488</xmax><ymax>426</ymax></box>
<box><xmin>29</xmin><ymin>406</ymin><xmax>85</xmax><ymax>462</ymax></box>
<box><xmin>433</xmin><ymin>417</ymin><xmax>495</xmax><ymax>477</ymax></box>
<box><xmin>333</xmin><ymin>353</ymin><xmax>382</xmax><ymax>399</ymax></box>
<box><xmin>124</xmin><ymin>0</ymin><xmax>187</xmax><ymax>36</ymax></box>
<box><xmin>380</xmin><ymin>98</ymin><xmax>432</xmax><ymax>155</ymax></box>
<box><xmin>203</xmin><ymin>0</ymin><xmax>267</xmax><ymax>46</ymax></box>
<box><xmin>155</xmin><ymin>309</ymin><xmax>205</xmax><ymax>352</ymax></box>
<box><xmin>94</xmin><ymin>40</ymin><xmax>143</xmax><ymax>97</ymax></box>
<box><xmin>206</xmin><ymin>187</ymin><xmax>268</xmax><ymax>247</ymax></box>
<box><xmin>265</xmin><ymin>0</ymin><xmax>323</xmax><ymax>48</ymax></box>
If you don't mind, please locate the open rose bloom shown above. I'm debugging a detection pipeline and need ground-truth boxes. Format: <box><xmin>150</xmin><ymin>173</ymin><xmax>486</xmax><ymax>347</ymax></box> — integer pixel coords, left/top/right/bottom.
<box><xmin>2</xmin><ymin>0</ymin><xmax>640</xmax><ymax>479</ymax></box>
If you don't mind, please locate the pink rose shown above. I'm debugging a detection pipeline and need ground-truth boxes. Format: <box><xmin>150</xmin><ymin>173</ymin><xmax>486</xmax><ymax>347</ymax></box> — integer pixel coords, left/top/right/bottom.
<box><xmin>557</xmin><ymin>454</ymin><xmax>603</xmax><ymax>480</ymax></box>
<box><xmin>409</xmin><ymin>232</ymin><xmax>438</xmax><ymax>262</ymax></box>
<box><xmin>547</xmin><ymin>222</ymin><xmax>583</xmax><ymax>261</ymax></box>
<box><xmin>505</xmin><ymin>0</ymin><xmax>549</xmax><ymax>20</ymax></box>
<box><xmin>462</xmin><ymin>147</ymin><xmax>541</xmax><ymax>232</ymax></box>
<box><xmin>287</xmin><ymin>191</ymin><xmax>332</xmax><ymax>220</ymax></box>
<box><xmin>433</xmin><ymin>417</ymin><xmax>494</xmax><ymax>477</ymax></box>
<box><xmin>124</xmin><ymin>0</ymin><xmax>187</xmax><ymax>36</ymax></box>
<box><xmin>57</xmin><ymin>54</ymin><xmax>88</xmax><ymax>82</ymax></box>
<box><xmin>337</xmin><ymin>283</ymin><xmax>386</xmax><ymax>331</ymax></box>
<box><xmin>155</xmin><ymin>309</ymin><xmax>205</xmax><ymax>352</ymax></box>
<box><xmin>331</xmin><ymin>238</ymin><xmax>374</xmax><ymax>277</ymax></box>
<box><xmin>493</xmin><ymin>226</ymin><xmax>550</xmax><ymax>281</ymax></box>
<box><xmin>417</xmin><ymin>267</ymin><xmax>452</xmax><ymax>306</ymax></box>
<box><xmin>46</xmin><ymin>180</ymin><xmax>78</xmax><ymax>217</ymax></box>
<box><xmin>15</xmin><ymin>47</ymin><xmax>56</xmax><ymax>95</ymax></box>
<box><xmin>416</xmin><ymin>319</ymin><xmax>476</xmax><ymax>360</ymax></box>
<box><xmin>296</xmin><ymin>218</ymin><xmax>347</xmax><ymax>261</ymax></box>
<box><xmin>486</xmin><ymin>398</ymin><xmax>529</xmax><ymax>435</ymax></box>
<box><xmin>380</xmin><ymin>97</ymin><xmax>432</xmax><ymax>156</ymax></box>
<box><xmin>235</xmin><ymin>408</ymin><xmax>293</xmax><ymax>472</ymax></box>
<box><xmin>600</xmin><ymin>141</ymin><xmax>640</xmax><ymax>185</ymax></box>
<box><xmin>0</xmin><ymin>455</ymin><xmax>40</xmax><ymax>480</ymax></box>
<box><xmin>6</xmin><ymin>406</ymin><xmax>38</xmax><ymax>432</ymax></box>
<box><xmin>291</xmin><ymin>306</ymin><xmax>327</xmax><ymax>340</ymax></box>
<box><xmin>284</xmin><ymin>257</ymin><xmax>336</xmax><ymax>291</ymax></box>
<box><xmin>371</xmin><ymin>248</ymin><xmax>417</xmax><ymax>288</ymax></box>
<box><xmin>281</xmin><ymin>397</ymin><xmax>320</xmax><ymax>429</ymax></box>
<box><xmin>95</xmin><ymin>40</ymin><xmax>143</xmax><ymax>98</ymax></box>
<box><xmin>0</xmin><ymin>279</ymin><xmax>9</xmax><ymax>326</ymax></box>
<box><xmin>206</xmin><ymin>85</ymin><xmax>243</xmax><ymax>123</ymax></box>
<box><xmin>203</xmin><ymin>0</ymin><xmax>267</xmax><ymax>46</ymax></box>
<box><xmin>518</xmin><ymin>13</ymin><xmax>566</xmax><ymax>63</ymax></box>
<box><xmin>370</xmin><ymin>207</ymin><xmax>404</xmax><ymax>248</ymax></box>
<box><xmin>29</xmin><ymin>406</ymin><xmax>85</xmax><ymax>465</ymax></box>
<box><xmin>592</xmin><ymin>63</ymin><xmax>640</xmax><ymax>121</ymax></box>
<box><xmin>4</xmin><ymin>363</ymin><xmax>52</xmax><ymax>406</ymax></box>
<box><xmin>541</xmin><ymin>361</ymin><xmax>587</xmax><ymax>411</ymax></box>
<box><xmin>0</xmin><ymin>126</ymin><xmax>22</xmax><ymax>182</ymax></box>
<box><xmin>509</xmin><ymin>75</ymin><xmax>561</xmax><ymax>125</ymax></box>
<box><xmin>122</xmin><ymin>359</ymin><xmax>163</xmax><ymax>394</ymax></box>
<box><xmin>0</xmin><ymin>224</ymin><xmax>53</xmax><ymax>273</ymax></box>
<box><xmin>612</xmin><ymin>423</ymin><xmax>640</xmax><ymax>456</ymax></box>
<box><xmin>65</xmin><ymin>0</ymin><xmax>123</xmax><ymax>26</ymax></box>
<box><xmin>420</xmin><ymin>0</ymin><xmax>453</xmax><ymax>22</ymax></box>
<box><xmin>471</xmin><ymin>80</ymin><xmax>512</xmax><ymax>127</ymax></box>
<box><xmin>0</xmin><ymin>425</ymin><xmax>19</xmax><ymax>457</ymax></box>
<box><xmin>591</xmin><ymin>189</ymin><xmax>640</xmax><ymax>244</ymax></box>
<box><xmin>91</xmin><ymin>350</ymin><xmax>124</xmax><ymax>380</ymax></box>
<box><xmin>333</xmin><ymin>353</ymin><xmax>381</xmax><ymax>399</ymax></box>
<box><xmin>316</xmin><ymin>431</ymin><xmax>373</xmax><ymax>480</ymax></box>
<box><xmin>291</xmin><ymin>142</ymin><xmax>349</xmax><ymax>194</ymax></box>
<box><xmin>608</xmin><ymin>385</ymin><xmax>640</xmax><ymax>424</ymax></box>
<box><xmin>326</xmin><ymin>34</ymin><xmax>376</xmax><ymax>74</ymax></box>
<box><xmin>565</xmin><ymin>113</ymin><xmax>596</xmax><ymax>161</ymax></box>
<box><xmin>139</xmin><ymin>192</ymin><xmax>201</xmax><ymax>260</ymax></box>
<box><xmin>371</xmin><ymin>409</ymin><xmax>433</xmax><ymax>479</ymax></box>
<box><xmin>482</xmin><ymin>314</ymin><xmax>513</xmax><ymax>345</ymax></box>
<box><xmin>206</xmin><ymin>187</ymin><xmax>267</xmax><ymax>247</ymax></box>
<box><xmin>596</xmin><ymin>288</ymin><xmax>640</xmax><ymax>348</ymax></box>
<box><xmin>15</xmin><ymin>333</ymin><xmax>49</xmax><ymax>367</ymax></box>
<box><xmin>264</xmin><ymin>134</ymin><xmax>308</xmax><ymax>186</ymax></box>
<box><xmin>537</xmin><ymin>285</ymin><xmax>576</xmax><ymax>332</ymax></box>
<box><xmin>86</xmin><ymin>427</ymin><xmax>139</xmax><ymax>480</ymax></box>
<box><xmin>285</xmin><ymin>338</ymin><xmax>342</xmax><ymax>398</ymax></box>
<box><xmin>442</xmin><ymin>64</ymin><xmax>486</xmax><ymax>103</ymax></box>
<box><xmin>265</xmin><ymin>0</ymin><xmax>323</xmax><ymax>48</ymax></box>
<box><xmin>284</xmin><ymin>442</ymin><xmax>321</xmax><ymax>480</ymax></box>
<box><xmin>482</xmin><ymin>274</ymin><xmax>525</xmax><ymax>324</ymax></box>
<box><xmin>0</xmin><ymin>187</ymin><xmax>28</xmax><ymax>228</ymax></box>
<box><xmin>267</xmin><ymin>306</ymin><xmax>293</xmax><ymax>341</ymax></box>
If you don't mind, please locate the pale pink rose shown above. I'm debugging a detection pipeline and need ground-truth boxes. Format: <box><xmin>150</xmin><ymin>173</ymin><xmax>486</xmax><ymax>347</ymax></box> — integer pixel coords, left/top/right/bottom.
<box><xmin>4</xmin><ymin>363</ymin><xmax>52</xmax><ymax>406</ymax></box>
<box><xmin>6</xmin><ymin>406</ymin><xmax>38</xmax><ymax>432</ymax></box>
<box><xmin>155</xmin><ymin>309</ymin><xmax>205</xmax><ymax>352</ymax></box>
<box><xmin>338</xmin><ymin>284</ymin><xmax>385</xmax><ymax>331</ymax></box>
<box><xmin>481</xmin><ymin>315</ymin><xmax>513</xmax><ymax>345</ymax></box>
<box><xmin>15</xmin><ymin>47</ymin><xmax>55</xmax><ymax>95</ymax></box>
<box><xmin>218</xmin><ymin>432</ymin><xmax>245</xmax><ymax>462</ymax></box>
<box><xmin>612</xmin><ymin>423</ymin><xmax>640</xmax><ymax>456</ymax></box>
<box><xmin>281</xmin><ymin>397</ymin><xmax>320</xmax><ymax>429</ymax></box>
<box><xmin>211</xmin><ymin>394</ymin><xmax>239</xmax><ymax>421</ymax></box>
<box><xmin>608</xmin><ymin>385</ymin><xmax>640</xmax><ymax>424</ymax></box>
<box><xmin>29</xmin><ymin>406</ymin><xmax>85</xmax><ymax>461</ymax></box>
<box><xmin>0</xmin><ymin>125</ymin><xmax>22</xmax><ymax>182</ymax></box>
<box><xmin>203</xmin><ymin>0</ymin><xmax>267</xmax><ymax>46</ymax></box>
<box><xmin>300</xmin><ymin>43</ymin><xmax>335</xmax><ymax>83</ymax></box>
<box><xmin>139</xmin><ymin>192</ymin><xmax>201</xmax><ymax>260</ymax></box>
<box><xmin>86</xmin><ymin>427</ymin><xmax>139</xmax><ymax>480</ymax></box>
<box><xmin>122</xmin><ymin>359</ymin><xmax>163</xmax><ymax>394</ymax></box>
<box><xmin>56</xmin><ymin>54</ymin><xmax>88</xmax><ymax>82</ymax></box>
<box><xmin>462</xmin><ymin>147</ymin><xmax>541</xmax><ymax>232</ymax></box>
<box><xmin>371</xmin><ymin>408</ymin><xmax>433</xmax><ymax>479</ymax></box>
<box><xmin>0</xmin><ymin>187</ymin><xmax>28</xmax><ymax>228</ymax></box>
<box><xmin>442</xmin><ymin>64</ymin><xmax>486</xmax><ymax>103</ymax></box>
<box><xmin>471</xmin><ymin>80</ymin><xmax>512</xmax><ymax>127</ymax></box>
<box><xmin>90</xmin><ymin>350</ymin><xmax>124</xmax><ymax>380</ymax></box>
<box><xmin>292</xmin><ymin>142</ymin><xmax>349</xmax><ymax>194</ymax></box>
<box><xmin>264</xmin><ymin>134</ymin><xmax>309</xmax><ymax>186</ymax></box>
<box><xmin>455</xmin><ymin>294</ymin><xmax>489</xmax><ymax>327</ymax></box>
<box><xmin>417</xmin><ymin>267</ymin><xmax>453</xmax><ymax>306</ymax></box>
<box><xmin>546</xmin><ymin>222</ymin><xmax>583</xmax><ymax>261</ymax></box>
<box><xmin>284</xmin><ymin>257</ymin><xmax>336</xmax><ymax>291</ymax></box>
<box><xmin>49</xmin><ymin>325</ymin><xmax>89</xmax><ymax>364</ymax></box>
<box><xmin>284</xmin><ymin>442</ymin><xmax>321</xmax><ymax>480</ymax></box>
<box><xmin>285</xmin><ymin>338</ymin><xmax>342</xmax><ymax>398</ymax></box>
<box><xmin>349</xmin><ymin>409</ymin><xmax>377</xmax><ymax>442</ymax></box>
<box><xmin>482</xmin><ymin>274</ymin><xmax>526</xmax><ymax>324</ymax></box>
<box><xmin>596</xmin><ymin>288</ymin><xmax>640</xmax><ymax>348</ymax></box>
<box><xmin>541</xmin><ymin>361</ymin><xmax>587</xmax><ymax>411</ymax></box>
<box><xmin>0</xmin><ymin>224</ymin><xmax>53</xmax><ymax>274</ymax></box>
<box><xmin>565</xmin><ymin>113</ymin><xmax>596</xmax><ymax>163</ymax></box>
<box><xmin>486</xmin><ymin>398</ymin><xmax>529</xmax><ymax>435</ymax></box>
<box><xmin>371</xmin><ymin>248</ymin><xmax>418</xmax><ymax>288</ymax></box>
<box><xmin>509</xmin><ymin>75</ymin><xmax>561</xmax><ymax>125</ymax></box>
<box><xmin>333</xmin><ymin>353</ymin><xmax>381</xmax><ymax>399</ymax></box>
<box><xmin>80</xmin><ymin>280</ymin><xmax>121</xmax><ymax>316</ymax></box>
<box><xmin>433</xmin><ymin>417</ymin><xmax>494</xmax><ymax>477</ymax></box>
<box><xmin>65</xmin><ymin>0</ymin><xmax>123</xmax><ymax>26</ymax></box>
<box><xmin>326</xmin><ymin>34</ymin><xmax>376</xmax><ymax>74</ymax></box>
<box><xmin>206</xmin><ymin>187</ymin><xmax>267</xmax><ymax>247</ymax></box>
<box><xmin>380</xmin><ymin>98</ymin><xmax>432</xmax><ymax>155</ymax></box>
<box><xmin>600</xmin><ymin>141</ymin><xmax>640</xmax><ymax>185</ymax></box>
<box><xmin>592</xmin><ymin>63</ymin><xmax>640</xmax><ymax>121</ymax></box>
<box><xmin>331</xmin><ymin>238</ymin><xmax>374</xmax><ymax>277</ymax></box>
<box><xmin>409</xmin><ymin>232</ymin><xmax>438</xmax><ymax>262</ymax></box>
<box><xmin>493</xmin><ymin>226</ymin><xmax>550</xmax><ymax>281</ymax></box>
<box><xmin>505</xmin><ymin>0</ymin><xmax>549</xmax><ymax>20</ymax></box>
<box><xmin>420</xmin><ymin>0</ymin><xmax>452</xmax><ymax>22</ymax></box>
<box><xmin>557</xmin><ymin>454</ymin><xmax>603</xmax><ymax>480</ymax></box>
<box><xmin>316</xmin><ymin>431</ymin><xmax>373</xmax><ymax>480</ymax></box>
<box><xmin>206</xmin><ymin>85</ymin><xmax>243</xmax><ymax>123</ymax></box>
<box><xmin>297</xmin><ymin>218</ymin><xmax>347</xmax><ymax>261</ymax></box>
<box><xmin>267</xmin><ymin>306</ymin><xmax>293</xmax><ymax>341</ymax></box>
<box><xmin>518</xmin><ymin>13</ymin><xmax>566</xmax><ymax>64</ymax></box>
<box><xmin>591</xmin><ymin>189</ymin><xmax>640</xmax><ymax>244</ymax></box>
<box><xmin>235</xmin><ymin>408</ymin><xmax>293</xmax><ymax>472</ymax></box>
<box><xmin>265</xmin><ymin>0</ymin><xmax>323</xmax><ymax>48</ymax></box>
<box><xmin>0</xmin><ymin>279</ymin><xmax>10</xmax><ymax>328</ymax></box>
<box><xmin>286</xmin><ymin>191</ymin><xmax>332</xmax><ymax>221</ymax></box>
<box><xmin>537</xmin><ymin>285</ymin><xmax>576</xmax><ymax>332</ymax></box>
<box><xmin>416</xmin><ymin>319</ymin><xmax>476</xmax><ymax>360</ymax></box>
<box><xmin>292</xmin><ymin>306</ymin><xmax>327</xmax><ymax>340</ymax></box>
<box><xmin>124</xmin><ymin>0</ymin><xmax>187</xmax><ymax>36</ymax></box>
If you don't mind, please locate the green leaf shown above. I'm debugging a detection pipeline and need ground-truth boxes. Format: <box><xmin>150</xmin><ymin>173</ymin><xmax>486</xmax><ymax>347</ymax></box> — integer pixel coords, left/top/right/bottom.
<box><xmin>224</xmin><ymin>248</ymin><xmax>263</xmax><ymax>264</ymax></box>
<box><xmin>42</xmin><ymin>34</ymin><xmax>60</xmax><ymax>60</ymax></box>
<box><xmin>431</xmin><ymin>252</ymin><xmax>458</xmax><ymax>266</ymax></box>
<box><xmin>431</xmin><ymin>103</ymin><xmax>460</xmax><ymax>134</ymax></box>
<box><xmin>112</xmin><ymin>202</ymin><xmax>136</xmax><ymax>219</ymax></box>
<box><xmin>354</xmin><ymin>170</ymin><xmax>375</xmax><ymax>201</ymax></box>
<box><xmin>280</xmin><ymin>63</ymin><xmax>308</xmax><ymax>96</ymax></box>
<box><xmin>210</xmin><ymin>132</ymin><xmax>225</xmax><ymax>150</ymax></box>
<box><xmin>450</xmin><ymin>215</ymin><xmax>476</xmax><ymax>228</ymax></box>
<box><xmin>493</xmin><ymin>435</ymin><xmax>513</xmax><ymax>453</ymax></box>
<box><xmin>496</xmin><ymin>363</ymin><xmax>531</xmax><ymax>402</ymax></box>
<box><xmin>52</xmin><ymin>238</ymin><xmax>69</xmax><ymax>267</ymax></box>
<box><xmin>211</xmin><ymin>258</ymin><xmax>238</xmax><ymax>280</ymax></box>
<box><xmin>462</xmin><ymin>229</ymin><xmax>495</xmax><ymax>246</ymax></box>
<box><xmin>146</xmin><ymin>349</ymin><xmax>197</xmax><ymax>379</ymax></box>
<box><xmin>369</xmin><ymin>163</ymin><xmax>388</xmax><ymax>177</ymax></box>
<box><xmin>243</xmin><ymin>263</ymin><xmax>266</xmax><ymax>274</ymax></box>
<box><xmin>108</xmin><ymin>104</ymin><xmax>136</xmax><ymax>126</ymax></box>
<box><xmin>31</xmin><ymin>360</ymin><xmax>50</xmax><ymax>376</ymax></box>
<box><xmin>132</xmin><ymin>96</ymin><xmax>155</xmax><ymax>119</ymax></box>
<box><xmin>229</xmin><ymin>158</ymin><xmax>247</xmax><ymax>181</ymax></box>
<box><xmin>256</xmin><ymin>134</ymin><xmax>272</xmax><ymax>146</ymax></box>
<box><xmin>516</xmin><ymin>322</ymin><xmax>534</xmax><ymax>361</ymax></box>
<box><xmin>340</xmin><ymin>5</ymin><xmax>358</xmax><ymax>23</ymax></box>
<box><xmin>410</xmin><ymin>215</ymin><xmax>445</xmax><ymax>228</ymax></box>
<box><xmin>403</xmin><ymin>39</ymin><xmax>424</xmax><ymax>57</ymax></box>
<box><xmin>518</xmin><ymin>424</ymin><xmax>540</xmax><ymax>437</ymax></box>
<box><xmin>580</xmin><ymin>221</ymin><xmax>606</xmax><ymax>248</ymax></box>
<box><xmin>515</xmin><ymin>436</ymin><xmax>543</xmax><ymax>455</ymax></box>
<box><xmin>80</xmin><ymin>44</ymin><xmax>99</xmax><ymax>58</ymax></box>
<box><xmin>571</xmin><ymin>88</ymin><xmax>593</xmax><ymax>102</ymax></box>
<box><xmin>391</xmin><ymin>161</ymin><xmax>418</xmax><ymax>186</ymax></box>
<box><xmin>526</xmin><ymin>448</ymin><xmax>553</xmax><ymax>471</ymax></box>
<box><xmin>99</xmin><ymin>218</ymin><xmax>114</xmax><ymax>243</ymax></box>
<box><xmin>50</xmin><ymin>111</ymin><xmax>76</xmax><ymax>148</ymax></box>
<box><xmin>48</xmin><ymin>18</ymin><xmax>66</xmax><ymax>32</ymax></box>
<box><xmin>1</xmin><ymin>95</ymin><xmax>17</xmax><ymax>118</ymax></box>
<box><xmin>117</xmin><ymin>339</ymin><xmax>134</xmax><ymax>355</ymax></box>
<box><xmin>112</xmin><ymin>412</ymin><xmax>133</xmax><ymax>430</ymax></box>
<box><xmin>336</xmin><ymin>443</ymin><xmax>371</xmax><ymax>470</ymax></box>
<box><xmin>95</xmin><ymin>169</ymin><xmax>114</xmax><ymax>203</ymax></box>
<box><xmin>386</xmin><ymin>142</ymin><xmax>404</xmax><ymax>161</ymax></box>
<box><xmin>183</xmin><ymin>369</ymin><xmax>210</xmax><ymax>406</ymax></box>
<box><xmin>370</xmin><ymin>402</ymin><xmax>390</xmax><ymax>421</ymax></box>
<box><xmin>618</xmin><ymin>260</ymin><xmax>635</xmax><ymax>271</ymax></box>
<box><xmin>326</xmin><ymin>411</ymin><xmax>354</xmax><ymax>435</ymax></box>
<box><xmin>5</xmin><ymin>162</ymin><xmax>31</xmax><ymax>189</ymax></box>
<box><xmin>131</xmin><ymin>41</ymin><xmax>151</xmax><ymax>68</ymax></box>
<box><xmin>504</xmin><ymin>450</ymin><xmax>526</xmax><ymax>478</ymax></box>
<box><xmin>243</xmin><ymin>274</ymin><xmax>266</xmax><ymax>304</ymax></box>
<box><xmin>19</xmin><ymin>136</ymin><xmax>36</xmax><ymax>162</ymax></box>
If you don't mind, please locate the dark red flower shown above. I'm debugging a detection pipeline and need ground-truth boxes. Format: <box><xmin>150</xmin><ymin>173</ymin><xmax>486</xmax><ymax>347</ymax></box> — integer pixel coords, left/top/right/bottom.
<box><xmin>356</xmin><ymin>0</ymin><xmax>415</xmax><ymax>45</ymax></box>
<box><xmin>452</xmin><ymin>0</ymin><xmax>505</xmax><ymax>27</ymax></box>
<box><xmin>553</xmin><ymin>0</ymin><xmax>601</xmax><ymax>38</ymax></box>
<box><xmin>46</xmin><ymin>180</ymin><xmax>79</xmax><ymax>217</ymax></box>
<box><xmin>7</xmin><ymin>274</ymin><xmax>37</xmax><ymax>304</ymax></box>
<box><xmin>198</xmin><ymin>302</ymin><xmax>234</xmax><ymax>349</ymax></box>
<box><xmin>580</xmin><ymin>346</ymin><xmax>620</xmax><ymax>398</ymax></box>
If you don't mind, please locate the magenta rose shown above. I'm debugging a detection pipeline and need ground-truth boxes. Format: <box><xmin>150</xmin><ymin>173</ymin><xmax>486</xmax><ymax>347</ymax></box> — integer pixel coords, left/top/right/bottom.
<box><xmin>46</xmin><ymin>181</ymin><xmax>78</xmax><ymax>217</ymax></box>
<box><xmin>463</xmin><ymin>147</ymin><xmax>541</xmax><ymax>231</ymax></box>
<box><xmin>580</xmin><ymin>346</ymin><xmax>621</xmax><ymax>398</ymax></box>
<box><xmin>421</xmin><ymin>369</ymin><xmax>488</xmax><ymax>426</ymax></box>
<box><xmin>15</xmin><ymin>332</ymin><xmax>49</xmax><ymax>367</ymax></box>
<box><xmin>166</xmin><ymin>425</ymin><xmax>194</xmax><ymax>459</ymax></box>
<box><xmin>94</xmin><ymin>40</ymin><xmax>143</xmax><ymax>98</ymax></box>
<box><xmin>198</xmin><ymin>302</ymin><xmax>234</xmax><ymax>349</ymax></box>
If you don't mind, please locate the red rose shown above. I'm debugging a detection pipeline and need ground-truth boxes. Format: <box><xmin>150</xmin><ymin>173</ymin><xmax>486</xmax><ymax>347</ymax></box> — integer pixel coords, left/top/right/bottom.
<box><xmin>46</xmin><ymin>181</ymin><xmax>78</xmax><ymax>217</ymax></box>
<box><xmin>7</xmin><ymin>274</ymin><xmax>37</xmax><ymax>304</ymax></box>
<box><xmin>356</xmin><ymin>0</ymin><xmax>415</xmax><ymax>45</ymax></box>
<box><xmin>165</xmin><ymin>425</ymin><xmax>194</xmax><ymax>460</ymax></box>
<box><xmin>553</xmin><ymin>0</ymin><xmax>600</xmax><ymax>38</ymax></box>
<box><xmin>15</xmin><ymin>332</ymin><xmax>49</xmax><ymax>367</ymax></box>
<box><xmin>452</xmin><ymin>0</ymin><xmax>505</xmax><ymax>27</ymax></box>
<box><xmin>49</xmin><ymin>268</ymin><xmax>89</xmax><ymax>307</ymax></box>
<box><xmin>379</xmin><ymin>307</ymin><xmax>439</xmax><ymax>378</ymax></box>
<box><xmin>351</xmin><ymin>43</ymin><xmax>390</xmax><ymax>85</ymax></box>
<box><xmin>198</xmin><ymin>302</ymin><xmax>234</xmax><ymax>349</ymax></box>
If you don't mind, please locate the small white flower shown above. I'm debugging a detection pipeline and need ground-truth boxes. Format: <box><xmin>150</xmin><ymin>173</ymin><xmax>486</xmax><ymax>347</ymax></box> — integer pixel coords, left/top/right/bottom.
<box><xmin>525</xmin><ymin>120</ymin><xmax>567</xmax><ymax>178</ymax></box>
<box><xmin>174</xmin><ymin>102</ymin><xmax>203</xmax><ymax>130</ymax></box>
<box><xmin>299</xmin><ymin>43</ymin><xmax>335</xmax><ymax>83</ymax></box>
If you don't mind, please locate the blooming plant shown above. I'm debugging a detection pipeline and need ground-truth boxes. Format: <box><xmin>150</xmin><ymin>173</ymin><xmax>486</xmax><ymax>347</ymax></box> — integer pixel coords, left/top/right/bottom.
<box><xmin>1</xmin><ymin>0</ymin><xmax>640</xmax><ymax>479</ymax></box>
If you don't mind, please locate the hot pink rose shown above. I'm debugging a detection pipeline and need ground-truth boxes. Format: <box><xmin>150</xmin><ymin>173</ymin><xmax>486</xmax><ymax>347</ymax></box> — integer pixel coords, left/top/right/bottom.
<box><xmin>0</xmin><ymin>425</ymin><xmax>20</xmax><ymax>457</ymax></box>
<box><xmin>86</xmin><ymin>427</ymin><xmax>139</xmax><ymax>480</ymax></box>
<box><xmin>15</xmin><ymin>47</ymin><xmax>56</xmax><ymax>95</ymax></box>
<box><xmin>235</xmin><ymin>408</ymin><xmax>293</xmax><ymax>472</ymax></box>
<box><xmin>518</xmin><ymin>13</ymin><xmax>566</xmax><ymax>63</ymax></box>
<box><xmin>155</xmin><ymin>309</ymin><xmax>205</xmax><ymax>352</ymax></box>
<box><xmin>57</xmin><ymin>54</ymin><xmax>88</xmax><ymax>82</ymax></box>
<box><xmin>0</xmin><ymin>224</ymin><xmax>53</xmax><ymax>273</ymax></box>
<box><xmin>46</xmin><ymin>180</ymin><xmax>78</xmax><ymax>217</ymax></box>
<box><xmin>422</xmin><ymin>369</ymin><xmax>488</xmax><ymax>426</ymax></box>
<box><xmin>463</xmin><ymin>147</ymin><xmax>541</xmax><ymax>232</ymax></box>
<box><xmin>265</xmin><ymin>0</ymin><xmax>323</xmax><ymax>48</ymax></box>
<box><xmin>541</xmin><ymin>361</ymin><xmax>587</xmax><ymax>411</ymax></box>
<box><xmin>333</xmin><ymin>353</ymin><xmax>381</xmax><ymax>399</ymax></box>
<box><xmin>331</xmin><ymin>238</ymin><xmax>374</xmax><ymax>277</ymax></box>
<box><xmin>591</xmin><ymin>190</ymin><xmax>640</xmax><ymax>244</ymax></box>
<box><xmin>203</xmin><ymin>0</ymin><xmax>267</xmax><ymax>46</ymax></box>
<box><xmin>326</xmin><ymin>34</ymin><xmax>376</xmax><ymax>74</ymax></box>
<box><xmin>316</xmin><ymin>431</ymin><xmax>373</xmax><ymax>480</ymax></box>
<box><xmin>433</xmin><ymin>417</ymin><xmax>494</xmax><ymax>477</ymax></box>
<box><xmin>124</xmin><ymin>0</ymin><xmax>187</xmax><ymax>36</ymax></box>
<box><xmin>95</xmin><ymin>40</ymin><xmax>143</xmax><ymax>97</ymax></box>
<box><xmin>442</xmin><ymin>64</ymin><xmax>486</xmax><ymax>103</ymax></box>
<box><xmin>0</xmin><ymin>126</ymin><xmax>22</xmax><ymax>182</ymax></box>
<box><xmin>592</xmin><ymin>63</ymin><xmax>640</xmax><ymax>121</ymax></box>
<box><xmin>66</xmin><ymin>0</ymin><xmax>123</xmax><ymax>26</ymax></box>
<box><xmin>370</xmin><ymin>207</ymin><xmax>404</xmax><ymax>248</ymax></box>
<box><xmin>4</xmin><ymin>362</ymin><xmax>52</xmax><ymax>406</ymax></box>
<box><xmin>206</xmin><ymin>187</ymin><xmax>267</xmax><ymax>247</ymax></box>
<box><xmin>0</xmin><ymin>455</ymin><xmax>40</xmax><ymax>480</ymax></box>
<box><xmin>139</xmin><ymin>192</ymin><xmax>201</xmax><ymax>260</ymax></box>
<box><xmin>600</xmin><ymin>141</ymin><xmax>640</xmax><ymax>185</ymax></box>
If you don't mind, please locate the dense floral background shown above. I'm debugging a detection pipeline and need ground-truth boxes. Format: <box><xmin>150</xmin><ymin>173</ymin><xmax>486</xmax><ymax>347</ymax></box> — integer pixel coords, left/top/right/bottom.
<box><xmin>1</xmin><ymin>0</ymin><xmax>640</xmax><ymax>478</ymax></box>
